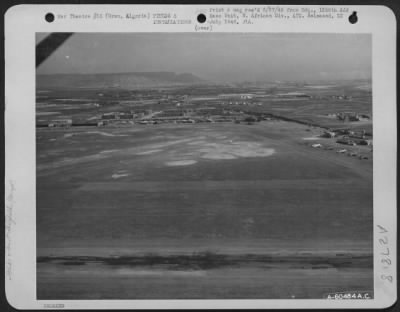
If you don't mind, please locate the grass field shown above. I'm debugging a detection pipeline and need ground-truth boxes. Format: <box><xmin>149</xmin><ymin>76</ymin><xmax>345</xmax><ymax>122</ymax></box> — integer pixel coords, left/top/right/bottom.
<box><xmin>37</xmin><ymin>121</ymin><xmax>373</xmax><ymax>299</ymax></box>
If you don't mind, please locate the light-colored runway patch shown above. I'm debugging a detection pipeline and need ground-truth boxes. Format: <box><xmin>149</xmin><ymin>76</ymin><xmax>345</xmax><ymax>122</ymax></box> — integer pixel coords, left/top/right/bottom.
<box><xmin>150</xmin><ymin>137</ymin><xmax>276</xmax><ymax>164</ymax></box>
<box><xmin>86</xmin><ymin>131</ymin><xmax>128</xmax><ymax>137</ymax></box>
<box><xmin>36</xmin><ymin>111</ymin><xmax>60</xmax><ymax>116</ymax></box>
<box><xmin>165</xmin><ymin>160</ymin><xmax>197</xmax><ymax>166</ymax></box>
<box><xmin>64</xmin><ymin>131</ymin><xmax>128</xmax><ymax>138</ymax></box>
<box><xmin>135</xmin><ymin>149</ymin><xmax>163</xmax><ymax>155</ymax></box>
<box><xmin>100</xmin><ymin>149</ymin><xmax>118</xmax><ymax>154</ymax></box>
<box><xmin>231</xmin><ymin>148</ymin><xmax>275</xmax><ymax>157</ymax></box>
<box><xmin>302</xmin><ymin>137</ymin><xmax>320</xmax><ymax>140</ymax></box>
<box><xmin>200</xmin><ymin>142</ymin><xmax>275</xmax><ymax>160</ymax></box>
<box><xmin>202</xmin><ymin>153</ymin><xmax>236</xmax><ymax>160</ymax></box>
<box><xmin>112</xmin><ymin>173</ymin><xmax>130</xmax><ymax>179</ymax></box>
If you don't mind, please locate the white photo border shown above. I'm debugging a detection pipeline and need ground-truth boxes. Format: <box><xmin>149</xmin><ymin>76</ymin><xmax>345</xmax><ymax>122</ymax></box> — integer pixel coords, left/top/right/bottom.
<box><xmin>4</xmin><ymin>4</ymin><xmax>397</xmax><ymax>309</ymax></box>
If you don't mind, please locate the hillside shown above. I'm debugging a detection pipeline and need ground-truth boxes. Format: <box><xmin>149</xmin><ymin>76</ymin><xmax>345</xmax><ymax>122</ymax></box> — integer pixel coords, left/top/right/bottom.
<box><xmin>37</xmin><ymin>72</ymin><xmax>205</xmax><ymax>89</ymax></box>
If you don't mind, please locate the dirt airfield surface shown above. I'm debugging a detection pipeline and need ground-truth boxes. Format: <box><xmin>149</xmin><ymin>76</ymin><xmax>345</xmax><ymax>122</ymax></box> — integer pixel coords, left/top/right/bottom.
<box><xmin>37</xmin><ymin>121</ymin><xmax>373</xmax><ymax>299</ymax></box>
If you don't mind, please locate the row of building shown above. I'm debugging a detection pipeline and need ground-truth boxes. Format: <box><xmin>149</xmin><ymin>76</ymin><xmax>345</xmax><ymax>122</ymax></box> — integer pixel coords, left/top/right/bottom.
<box><xmin>336</xmin><ymin>112</ymin><xmax>371</xmax><ymax>122</ymax></box>
<box><xmin>101</xmin><ymin>110</ymin><xmax>153</xmax><ymax>120</ymax></box>
<box><xmin>320</xmin><ymin>129</ymin><xmax>373</xmax><ymax>146</ymax></box>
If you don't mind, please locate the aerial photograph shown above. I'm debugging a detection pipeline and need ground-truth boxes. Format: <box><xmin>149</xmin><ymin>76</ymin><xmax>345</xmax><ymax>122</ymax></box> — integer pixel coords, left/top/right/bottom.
<box><xmin>36</xmin><ymin>33</ymin><xmax>373</xmax><ymax>299</ymax></box>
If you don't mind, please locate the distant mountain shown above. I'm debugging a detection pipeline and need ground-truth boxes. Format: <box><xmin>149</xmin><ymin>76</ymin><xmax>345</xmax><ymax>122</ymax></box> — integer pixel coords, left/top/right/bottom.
<box><xmin>37</xmin><ymin>72</ymin><xmax>205</xmax><ymax>89</ymax></box>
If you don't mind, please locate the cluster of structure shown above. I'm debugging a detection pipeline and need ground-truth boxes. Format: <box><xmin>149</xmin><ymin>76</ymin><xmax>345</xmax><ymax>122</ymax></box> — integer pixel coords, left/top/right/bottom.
<box><xmin>311</xmin><ymin>141</ymin><xmax>370</xmax><ymax>159</ymax></box>
<box><xmin>98</xmin><ymin>107</ymin><xmax>270</xmax><ymax>125</ymax></box>
<box><xmin>320</xmin><ymin>129</ymin><xmax>373</xmax><ymax>146</ymax></box>
<box><xmin>310</xmin><ymin>127</ymin><xmax>373</xmax><ymax>160</ymax></box>
<box><xmin>39</xmin><ymin>105</ymin><xmax>276</xmax><ymax>128</ymax></box>
<box><xmin>327</xmin><ymin>112</ymin><xmax>371</xmax><ymax>122</ymax></box>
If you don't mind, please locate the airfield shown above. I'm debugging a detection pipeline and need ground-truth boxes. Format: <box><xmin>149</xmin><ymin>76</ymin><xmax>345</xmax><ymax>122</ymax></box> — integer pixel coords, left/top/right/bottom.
<box><xmin>37</xmin><ymin>120</ymin><xmax>373</xmax><ymax>299</ymax></box>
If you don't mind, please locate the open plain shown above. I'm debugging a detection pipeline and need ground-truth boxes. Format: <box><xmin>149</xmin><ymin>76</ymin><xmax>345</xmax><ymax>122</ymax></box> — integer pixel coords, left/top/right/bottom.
<box><xmin>37</xmin><ymin>120</ymin><xmax>373</xmax><ymax>299</ymax></box>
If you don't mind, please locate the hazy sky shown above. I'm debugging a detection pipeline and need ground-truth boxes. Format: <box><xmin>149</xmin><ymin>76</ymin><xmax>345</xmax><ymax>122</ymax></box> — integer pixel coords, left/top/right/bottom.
<box><xmin>36</xmin><ymin>33</ymin><xmax>371</xmax><ymax>82</ymax></box>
